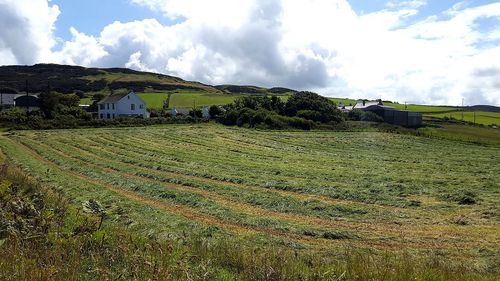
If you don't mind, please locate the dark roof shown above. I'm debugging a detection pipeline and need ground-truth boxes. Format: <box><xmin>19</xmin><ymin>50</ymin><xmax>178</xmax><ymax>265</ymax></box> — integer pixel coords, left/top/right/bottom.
<box><xmin>97</xmin><ymin>92</ymin><xmax>130</xmax><ymax>104</ymax></box>
<box><xmin>15</xmin><ymin>95</ymin><xmax>40</xmax><ymax>107</ymax></box>
<box><xmin>364</xmin><ymin>105</ymin><xmax>398</xmax><ymax>111</ymax></box>
<box><xmin>172</xmin><ymin>108</ymin><xmax>191</xmax><ymax>115</ymax></box>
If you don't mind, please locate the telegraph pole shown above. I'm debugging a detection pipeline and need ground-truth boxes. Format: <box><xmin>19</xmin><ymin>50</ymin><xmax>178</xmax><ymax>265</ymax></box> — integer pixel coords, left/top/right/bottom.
<box><xmin>461</xmin><ymin>98</ymin><xmax>464</xmax><ymax>122</ymax></box>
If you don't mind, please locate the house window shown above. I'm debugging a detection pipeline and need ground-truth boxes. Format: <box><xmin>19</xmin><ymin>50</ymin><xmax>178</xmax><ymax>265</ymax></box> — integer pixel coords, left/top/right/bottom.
<box><xmin>107</xmin><ymin>113</ymin><xmax>110</xmax><ymax>119</ymax></box>
<box><xmin>131</xmin><ymin>104</ymin><xmax>135</xmax><ymax>110</ymax></box>
<box><xmin>112</xmin><ymin>104</ymin><xmax>115</xmax><ymax>110</ymax></box>
<box><xmin>139</xmin><ymin>104</ymin><xmax>143</xmax><ymax>109</ymax></box>
<box><xmin>99</xmin><ymin>104</ymin><xmax>105</xmax><ymax>110</ymax></box>
<box><xmin>107</xmin><ymin>104</ymin><xmax>110</xmax><ymax>110</ymax></box>
<box><xmin>128</xmin><ymin>95</ymin><xmax>130</xmax><ymax>99</ymax></box>
<box><xmin>112</xmin><ymin>113</ymin><xmax>115</xmax><ymax>119</ymax></box>
<box><xmin>100</xmin><ymin>113</ymin><xmax>103</xmax><ymax>119</ymax></box>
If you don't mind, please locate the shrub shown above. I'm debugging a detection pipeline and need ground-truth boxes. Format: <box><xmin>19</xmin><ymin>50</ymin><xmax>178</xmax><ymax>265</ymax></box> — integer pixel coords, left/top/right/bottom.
<box><xmin>361</xmin><ymin>111</ymin><xmax>384</xmax><ymax>122</ymax></box>
<box><xmin>297</xmin><ymin>110</ymin><xmax>323</xmax><ymax>122</ymax></box>
<box><xmin>209</xmin><ymin>105</ymin><xmax>223</xmax><ymax>118</ymax></box>
<box><xmin>220</xmin><ymin>110</ymin><xmax>237</xmax><ymax>125</ymax></box>
<box><xmin>284</xmin><ymin>91</ymin><xmax>343</xmax><ymax>123</ymax></box>
<box><xmin>190</xmin><ymin>109</ymin><xmax>203</xmax><ymax>118</ymax></box>
<box><xmin>347</xmin><ymin>109</ymin><xmax>364</xmax><ymax>121</ymax></box>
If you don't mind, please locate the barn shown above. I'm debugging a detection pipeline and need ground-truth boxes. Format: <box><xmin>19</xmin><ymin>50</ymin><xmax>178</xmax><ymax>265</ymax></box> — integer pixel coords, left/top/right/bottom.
<box><xmin>14</xmin><ymin>95</ymin><xmax>40</xmax><ymax>112</ymax></box>
<box><xmin>0</xmin><ymin>88</ymin><xmax>19</xmax><ymax>108</ymax></box>
<box><xmin>363</xmin><ymin>104</ymin><xmax>423</xmax><ymax>127</ymax></box>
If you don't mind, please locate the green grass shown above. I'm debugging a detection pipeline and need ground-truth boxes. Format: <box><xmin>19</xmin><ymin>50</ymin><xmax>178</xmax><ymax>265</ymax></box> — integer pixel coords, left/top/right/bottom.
<box><xmin>329</xmin><ymin>98</ymin><xmax>358</xmax><ymax>105</ymax></box>
<box><xmin>385</xmin><ymin>103</ymin><xmax>458</xmax><ymax>113</ymax></box>
<box><xmin>3</xmin><ymin>159</ymin><xmax>495</xmax><ymax>280</ymax></box>
<box><xmin>81</xmin><ymin>92</ymin><xmax>290</xmax><ymax>109</ymax></box>
<box><xmin>425</xmin><ymin>111</ymin><xmax>500</xmax><ymax>126</ymax></box>
<box><xmin>418</xmin><ymin>123</ymin><xmax>500</xmax><ymax>145</ymax></box>
<box><xmin>1</xmin><ymin>123</ymin><xmax>499</xmax><ymax>278</ymax></box>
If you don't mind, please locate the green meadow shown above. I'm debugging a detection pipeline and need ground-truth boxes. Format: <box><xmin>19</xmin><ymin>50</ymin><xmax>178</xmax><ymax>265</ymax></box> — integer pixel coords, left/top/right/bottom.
<box><xmin>0</xmin><ymin>123</ymin><xmax>498</xmax><ymax>279</ymax></box>
<box><xmin>425</xmin><ymin>111</ymin><xmax>500</xmax><ymax>126</ymax></box>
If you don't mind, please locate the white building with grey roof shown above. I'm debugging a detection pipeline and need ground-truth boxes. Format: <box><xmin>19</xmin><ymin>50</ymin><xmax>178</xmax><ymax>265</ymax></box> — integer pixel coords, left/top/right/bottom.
<box><xmin>97</xmin><ymin>91</ymin><xmax>149</xmax><ymax>119</ymax></box>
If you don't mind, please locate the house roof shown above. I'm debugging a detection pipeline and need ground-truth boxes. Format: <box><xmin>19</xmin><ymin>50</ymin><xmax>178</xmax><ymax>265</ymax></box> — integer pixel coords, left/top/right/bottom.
<box><xmin>172</xmin><ymin>108</ymin><xmax>191</xmax><ymax>115</ymax></box>
<box><xmin>97</xmin><ymin>92</ymin><xmax>130</xmax><ymax>104</ymax></box>
<box><xmin>15</xmin><ymin>95</ymin><xmax>40</xmax><ymax>107</ymax></box>
<box><xmin>364</xmin><ymin>105</ymin><xmax>398</xmax><ymax>111</ymax></box>
<box><xmin>353</xmin><ymin>101</ymin><xmax>380</xmax><ymax>109</ymax></box>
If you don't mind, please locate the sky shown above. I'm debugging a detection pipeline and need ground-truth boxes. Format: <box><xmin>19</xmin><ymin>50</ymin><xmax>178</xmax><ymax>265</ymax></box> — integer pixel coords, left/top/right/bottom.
<box><xmin>0</xmin><ymin>0</ymin><xmax>499</xmax><ymax>106</ymax></box>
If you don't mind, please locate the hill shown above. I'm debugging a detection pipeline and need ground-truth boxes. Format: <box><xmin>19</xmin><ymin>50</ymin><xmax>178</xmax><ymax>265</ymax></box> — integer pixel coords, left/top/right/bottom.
<box><xmin>0</xmin><ymin>64</ymin><xmax>298</xmax><ymax>96</ymax></box>
<box><xmin>0</xmin><ymin>64</ymin><xmax>221</xmax><ymax>94</ymax></box>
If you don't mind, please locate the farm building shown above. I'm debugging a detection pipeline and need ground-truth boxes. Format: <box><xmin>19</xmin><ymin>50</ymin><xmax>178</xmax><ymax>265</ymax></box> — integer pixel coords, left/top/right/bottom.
<box><xmin>14</xmin><ymin>95</ymin><xmax>40</xmax><ymax>111</ymax></box>
<box><xmin>171</xmin><ymin>106</ymin><xmax>210</xmax><ymax>118</ymax></box>
<box><xmin>353</xmin><ymin>100</ymin><xmax>382</xmax><ymax>109</ymax></box>
<box><xmin>0</xmin><ymin>88</ymin><xmax>19</xmax><ymax>108</ymax></box>
<box><xmin>98</xmin><ymin>91</ymin><xmax>149</xmax><ymax>119</ymax></box>
<box><xmin>363</xmin><ymin>104</ymin><xmax>423</xmax><ymax>127</ymax></box>
<box><xmin>171</xmin><ymin>107</ymin><xmax>191</xmax><ymax>117</ymax></box>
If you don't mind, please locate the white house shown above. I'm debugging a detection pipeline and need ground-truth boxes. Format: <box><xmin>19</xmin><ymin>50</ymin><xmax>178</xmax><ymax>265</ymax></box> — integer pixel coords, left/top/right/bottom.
<box><xmin>97</xmin><ymin>91</ymin><xmax>149</xmax><ymax>119</ymax></box>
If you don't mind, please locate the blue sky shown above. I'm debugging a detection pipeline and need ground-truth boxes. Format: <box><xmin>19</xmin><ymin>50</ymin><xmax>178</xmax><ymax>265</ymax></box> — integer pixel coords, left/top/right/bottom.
<box><xmin>1</xmin><ymin>0</ymin><xmax>499</xmax><ymax>105</ymax></box>
<box><xmin>51</xmin><ymin>0</ymin><xmax>178</xmax><ymax>45</ymax></box>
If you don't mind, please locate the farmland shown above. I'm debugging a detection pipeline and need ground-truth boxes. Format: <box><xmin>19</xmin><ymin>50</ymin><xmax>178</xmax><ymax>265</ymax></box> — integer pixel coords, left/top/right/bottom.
<box><xmin>425</xmin><ymin>111</ymin><xmax>500</xmax><ymax>126</ymax></box>
<box><xmin>0</xmin><ymin>124</ymin><xmax>499</xmax><ymax>277</ymax></box>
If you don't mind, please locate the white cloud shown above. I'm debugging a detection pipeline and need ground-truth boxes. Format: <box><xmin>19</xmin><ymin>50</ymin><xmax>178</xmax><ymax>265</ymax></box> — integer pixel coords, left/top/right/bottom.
<box><xmin>386</xmin><ymin>0</ymin><xmax>427</xmax><ymax>10</ymax></box>
<box><xmin>0</xmin><ymin>0</ymin><xmax>60</xmax><ymax>64</ymax></box>
<box><xmin>1</xmin><ymin>0</ymin><xmax>499</xmax><ymax>105</ymax></box>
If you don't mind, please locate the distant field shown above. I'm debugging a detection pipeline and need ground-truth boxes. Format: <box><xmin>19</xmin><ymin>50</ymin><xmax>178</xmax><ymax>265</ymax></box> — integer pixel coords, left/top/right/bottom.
<box><xmin>329</xmin><ymin>98</ymin><xmax>357</xmax><ymax>105</ymax></box>
<box><xmin>80</xmin><ymin>94</ymin><xmax>499</xmax><ymax>126</ymax></box>
<box><xmin>385</xmin><ymin>103</ymin><xmax>458</xmax><ymax>113</ymax></box>
<box><xmin>1</xmin><ymin>124</ymin><xmax>498</xmax><ymax>271</ymax></box>
<box><xmin>425</xmin><ymin>111</ymin><xmax>500</xmax><ymax>126</ymax></box>
<box><xmin>81</xmin><ymin>92</ymin><xmax>290</xmax><ymax>109</ymax></box>
<box><xmin>418</xmin><ymin>123</ymin><xmax>500</xmax><ymax>145</ymax></box>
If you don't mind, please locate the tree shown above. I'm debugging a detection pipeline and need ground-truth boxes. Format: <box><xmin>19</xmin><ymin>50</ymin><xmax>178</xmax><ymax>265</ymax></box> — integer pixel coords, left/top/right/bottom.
<box><xmin>59</xmin><ymin>94</ymin><xmax>80</xmax><ymax>107</ymax></box>
<box><xmin>38</xmin><ymin>87</ymin><xmax>60</xmax><ymax>118</ymax></box>
<box><xmin>284</xmin><ymin>91</ymin><xmax>343</xmax><ymax>123</ymax></box>
<box><xmin>92</xmin><ymin>93</ymin><xmax>106</xmax><ymax>102</ymax></box>
<box><xmin>208</xmin><ymin>105</ymin><xmax>222</xmax><ymax>118</ymax></box>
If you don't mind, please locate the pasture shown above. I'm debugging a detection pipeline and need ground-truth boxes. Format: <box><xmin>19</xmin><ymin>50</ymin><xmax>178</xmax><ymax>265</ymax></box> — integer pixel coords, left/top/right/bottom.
<box><xmin>81</xmin><ymin>92</ymin><xmax>265</xmax><ymax>109</ymax></box>
<box><xmin>425</xmin><ymin>111</ymin><xmax>500</xmax><ymax>126</ymax></box>
<box><xmin>0</xmin><ymin>124</ymin><xmax>498</xmax><ymax>273</ymax></box>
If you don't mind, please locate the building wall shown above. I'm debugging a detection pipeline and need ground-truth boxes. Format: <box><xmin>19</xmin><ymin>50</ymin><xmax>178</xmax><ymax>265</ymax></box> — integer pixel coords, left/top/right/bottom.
<box><xmin>98</xmin><ymin>92</ymin><xmax>149</xmax><ymax>119</ymax></box>
<box><xmin>407</xmin><ymin>112</ymin><xmax>423</xmax><ymax>127</ymax></box>
<box><xmin>365</xmin><ymin>106</ymin><xmax>422</xmax><ymax>127</ymax></box>
<box><xmin>0</xmin><ymin>93</ymin><xmax>17</xmax><ymax>106</ymax></box>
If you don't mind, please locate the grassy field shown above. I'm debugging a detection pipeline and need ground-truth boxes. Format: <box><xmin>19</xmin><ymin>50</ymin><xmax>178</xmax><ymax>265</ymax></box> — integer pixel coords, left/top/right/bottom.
<box><xmin>385</xmin><ymin>103</ymin><xmax>458</xmax><ymax>113</ymax></box>
<box><xmin>81</xmin><ymin>92</ymin><xmax>288</xmax><ymax>109</ymax></box>
<box><xmin>0</xmin><ymin>124</ymin><xmax>498</xmax><ymax>277</ymax></box>
<box><xmin>418</xmin><ymin>123</ymin><xmax>500</xmax><ymax>145</ymax></box>
<box><xmin>425</xmin><ymin>111</ymin><xmax>500</xmax><ymax>126</ymax></box>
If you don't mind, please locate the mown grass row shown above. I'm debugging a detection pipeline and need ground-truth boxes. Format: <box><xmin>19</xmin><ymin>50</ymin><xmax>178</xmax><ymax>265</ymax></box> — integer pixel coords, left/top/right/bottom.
<box><xmin>2</xmin><ymin>161</ymin><xmax>497</xmax><ymax>281</ymax></box>
<box><xmin>77</xmin><ymin>126</ymin><xmax>498</xmax><ymax>210</ymax></box>
<box><xmin>24</xmin><ymin>133</ymin><xmax>483</xmax><ymax>249</ymax></box>
<box><xmin>32</xmin><ymin>133</ymin><xmax>500</xmax><ymax>249</ymax></box>
<box><xmin>12</xmin><ymin>137</ymin><xmax>370</xmax><ymax>246</ymax></box>
<box><xmin>1</xmin><ymin>124</ymin><xmax>499</xmax><ymax>268</ymax></box>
